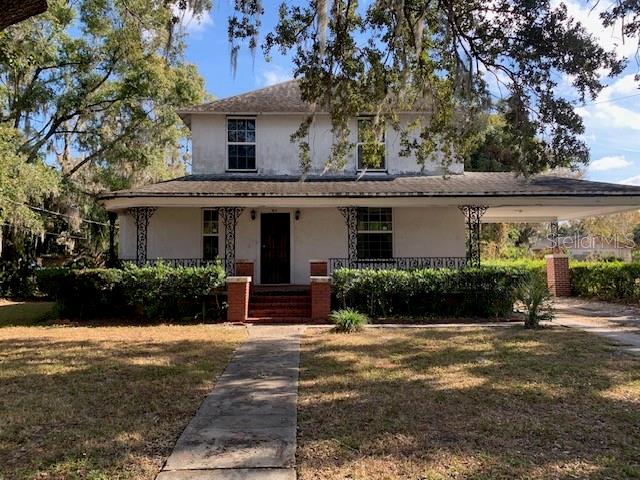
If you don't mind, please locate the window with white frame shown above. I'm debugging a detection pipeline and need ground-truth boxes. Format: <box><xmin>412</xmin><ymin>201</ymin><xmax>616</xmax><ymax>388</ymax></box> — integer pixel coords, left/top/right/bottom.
<box><xmin>227</xmin><ymin>118</ymin><xmax>256</xmax><ymax>170</ymax></box>
<box><xmin>357</xmin><ymin>117</ymin><xmax>386</xmax><ymax>170</ymax></box>
<box><xmin>357</xmin><ymin>207</ymin><xmax>392</xmax><ymax>259</ymax></box>
<box><xmin>203</xmin><ymin>209</ymin><xmax>219</xmax><ymax>260</ymax></box>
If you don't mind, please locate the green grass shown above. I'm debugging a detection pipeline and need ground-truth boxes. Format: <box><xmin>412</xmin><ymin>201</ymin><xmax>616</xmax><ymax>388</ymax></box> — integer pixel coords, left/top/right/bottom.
<box><xmin>297</xmin><ymin>327</ymin><xmax>640</xmax><ymax>479</ymax></box>
<box><xmin>0</xmin><ymin>300</ymin><xmax>55</xmax><ymax>326</ymax></box>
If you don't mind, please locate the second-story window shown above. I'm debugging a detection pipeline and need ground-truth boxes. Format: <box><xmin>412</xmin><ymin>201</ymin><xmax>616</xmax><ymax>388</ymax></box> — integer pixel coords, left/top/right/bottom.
<box><xmin>357</xmin><ymin>117</ymin><xmax>386</xmax><ymax>171</ymax></box>
<box><xmin>227</xmin><ymin>118</ymin><xmax>256</xmax><ymax>170</ymax></box>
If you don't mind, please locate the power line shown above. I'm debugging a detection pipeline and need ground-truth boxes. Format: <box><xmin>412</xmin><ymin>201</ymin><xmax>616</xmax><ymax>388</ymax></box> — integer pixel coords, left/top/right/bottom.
<box><xmin>3</xmin><ymin>198</ymin><xmax>109</xmax><ymax>226</ymax></box>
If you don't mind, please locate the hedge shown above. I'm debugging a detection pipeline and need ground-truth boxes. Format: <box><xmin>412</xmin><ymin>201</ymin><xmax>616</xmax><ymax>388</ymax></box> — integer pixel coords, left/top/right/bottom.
<box><xmin>332</xmin><ymin>266</ymin><xmax>531</xmax><ymax>320</ymax></box>
<box><xmin>36</xmin><ymin>262</ymin><xmax>226</xmax><ymax>320</ymax></box>
<box><xmin>570</xmin><ymin>261</ymin><xmax>640</xmax><ymax>303</ymax></box>
<box><xmin>483</xmin><ymin>259</ymin><xmax>547</xmax><ymax>283</ymax></box>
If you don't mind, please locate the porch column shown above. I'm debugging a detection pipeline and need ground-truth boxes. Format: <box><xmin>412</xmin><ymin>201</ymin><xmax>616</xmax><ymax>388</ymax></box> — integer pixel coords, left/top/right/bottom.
<box><xmin>338</xmin><ymin>207</ymin><xmax>357</xmax><ymax>265</ymax></box>
<box><xmin>219</xmin><ymin>207</ymin><xmax>245</xmax><ymax>275</ymax></box>
<box><xmin>107</xmin><ymin>211</ymin><xmax>118</xmax><ymax>267</ymax></box>
<box><xmin>128</xmin><ymin>207</ymin><xmax>157</xmax><ymax>266</ymax></box>
<box><xmin>459</xmin><ymin>205</ymin><xmax>487</xmax><ymax>267</ymax></box>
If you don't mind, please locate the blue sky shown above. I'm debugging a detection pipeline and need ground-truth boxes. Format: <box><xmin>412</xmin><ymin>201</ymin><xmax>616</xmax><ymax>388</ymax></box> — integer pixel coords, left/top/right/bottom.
<box><xmin>179</xmin><ymin>0</ymin><xmax>640</xmax><ymax>185</ymax></box>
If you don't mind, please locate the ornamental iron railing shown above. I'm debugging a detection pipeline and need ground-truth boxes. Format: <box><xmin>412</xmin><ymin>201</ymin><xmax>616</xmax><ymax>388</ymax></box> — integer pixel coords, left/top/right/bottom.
<box><xmin>120</xmin><ymin>258</ymin><xmax>219</xmax><ymax>268</ymax></box>
<box><xmin>329</xmin><ymin>256</ymin><xmax>468</xmax><ymax>273</ymax></box>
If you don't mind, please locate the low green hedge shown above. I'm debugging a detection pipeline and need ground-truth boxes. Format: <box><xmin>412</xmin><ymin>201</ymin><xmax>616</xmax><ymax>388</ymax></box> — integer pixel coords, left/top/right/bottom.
<box><xmin>483</xmin><ymin>259</ymin><xmax>547</xmax><ymax>283</ymax></box>
<box><xmin>332</xmin><ymin>267</ymin><xmax>531</xmax><ymax>320</ymax></box>
<box><xmin>36</xmin><ymin>262</ymin><xmax>226</xmax><ymax>320</ymax></box>
<box><xmin>570</xmin><ymin>261</ymin><xmax>640</xmax><ymax>303</ymax></box>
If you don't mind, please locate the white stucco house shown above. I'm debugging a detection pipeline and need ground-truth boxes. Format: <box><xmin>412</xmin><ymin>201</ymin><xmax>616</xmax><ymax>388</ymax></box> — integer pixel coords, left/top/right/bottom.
<box><xmin>100</xmin><ymin>80</ymin><xmax>640</xmax><ymax>287</ymax></box>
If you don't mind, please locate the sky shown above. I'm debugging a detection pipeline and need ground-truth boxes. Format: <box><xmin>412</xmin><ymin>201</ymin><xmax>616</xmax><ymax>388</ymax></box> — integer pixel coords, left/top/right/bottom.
<box><xmin>178</xmin><ymin>0</ymin><xmax>640</xmax><ymax>186</ymax></box>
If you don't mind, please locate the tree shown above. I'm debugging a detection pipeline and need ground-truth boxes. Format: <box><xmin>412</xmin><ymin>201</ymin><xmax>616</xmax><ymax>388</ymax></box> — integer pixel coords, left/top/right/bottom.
<box><xmin>0</xmin><ymin>0</ymin><xmax>207</xmax><ymax>188</ymax></box>
<box><xmin>0</xmin><ymin>124</ymin><xmax>58</xmax><ymax>235</ymax></box>
<box><xmin>229</xmin><ymin>0</ymin><xmax>623</xmax><ymax>175</ymax></box>
<box><xmin>0</xmin><ymin>0</ymin><xmax>208</xmax><ymax>263</ymax></box>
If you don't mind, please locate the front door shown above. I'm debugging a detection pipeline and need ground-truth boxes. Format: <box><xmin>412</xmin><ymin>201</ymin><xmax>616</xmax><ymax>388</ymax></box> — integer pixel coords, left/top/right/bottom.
<box><xmin>260</xmin><ymin>213</ymin><xmax>291</xmax><ymax>284</ymax></box>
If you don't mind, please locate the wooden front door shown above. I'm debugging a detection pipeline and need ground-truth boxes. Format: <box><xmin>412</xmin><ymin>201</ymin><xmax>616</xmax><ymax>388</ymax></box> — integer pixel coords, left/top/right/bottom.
<box><xmin>260</xmin><ymin>213</ymin><xmax>291</xmax><ymax>284</ymax></box>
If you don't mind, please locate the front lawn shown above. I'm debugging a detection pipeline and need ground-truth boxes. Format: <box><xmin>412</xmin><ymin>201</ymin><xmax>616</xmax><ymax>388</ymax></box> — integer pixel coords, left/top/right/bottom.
<box><xmin>0</xmin><ymin>324</ymin><xmax>246</xmax><ymax>479</ymax></box>
<box><xmin>297</xmin><ymin>327</ymin><xmax>640</xmax><ymax>479</ymax></box>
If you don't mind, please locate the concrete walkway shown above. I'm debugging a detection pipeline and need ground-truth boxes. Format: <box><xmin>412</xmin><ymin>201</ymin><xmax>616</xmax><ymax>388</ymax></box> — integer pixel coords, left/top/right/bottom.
<box><xmin>156</xmin><ymin>326</ymin><xmax>305</xmax><ymax>480</ymax></box>
<box><xmin>554</xmin><ymin>298</ymin><xmax>640</xmax><ymax>355</ymax></box>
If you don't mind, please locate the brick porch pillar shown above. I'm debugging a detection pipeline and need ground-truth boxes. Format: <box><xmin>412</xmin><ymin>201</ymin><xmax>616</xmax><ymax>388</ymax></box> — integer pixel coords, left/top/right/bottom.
<box><xmin>310</xmin><ymin>276</ymin><xmax>331</xmax><ymax>322</ymax></box>
<box><xmin>227</xmin><ymin>276</ymin><xmax>251</xmax><ymax>322</ymax></box>
<box><xmin>309</xmin><ymin>260</ymin><xmax>328</xmax><ymax>276</ymax></box>
<box><xmin>546</xmin><ymin>254</ymin><xmax>571</xmax><ymax>297</ymax></box>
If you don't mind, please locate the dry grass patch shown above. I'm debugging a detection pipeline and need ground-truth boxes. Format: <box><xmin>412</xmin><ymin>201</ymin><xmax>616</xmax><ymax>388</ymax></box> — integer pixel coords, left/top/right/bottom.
<box><xmin>0</xmin><ymin>324</ymin><xmax>246</xmax><ymax>479</ymax></box>
<box><xmin>297</xmin><ymin>327</ymin><xmax>640</xmax><ymax>480</ymax></box>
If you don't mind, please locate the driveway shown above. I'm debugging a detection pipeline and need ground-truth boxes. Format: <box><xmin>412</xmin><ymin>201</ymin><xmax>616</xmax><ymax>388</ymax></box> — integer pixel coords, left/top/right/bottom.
<box><xmin>553</xmin><ymin>297</ymin><xmax>640</xmax><ymax>355</ymax></box>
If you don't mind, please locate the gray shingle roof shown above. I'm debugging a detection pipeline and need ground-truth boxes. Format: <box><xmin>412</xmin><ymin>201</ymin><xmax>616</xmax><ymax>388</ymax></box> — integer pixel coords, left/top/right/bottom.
<box><xmin>180</xmin><ymin>80</ymin><xmax>311</xmax><ymax>115</ymax></box>
<box><xmin>100</xmin><ymin>172</ymin><xmax>640</xmax><ymax>199</ymax></box>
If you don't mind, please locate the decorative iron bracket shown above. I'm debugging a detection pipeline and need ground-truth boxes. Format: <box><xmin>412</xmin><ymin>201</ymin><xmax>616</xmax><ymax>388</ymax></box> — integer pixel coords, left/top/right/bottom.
<box><xmin>219</xmin><ymin>207</ymin><xmax>245</xmax><ymax>275</ymax></box>
<box><xmin>458</xmin><ymin>205</ymin><xmax>487</xmax><ymax>267</ymax></box>
<box><xmin>550</xmin><ymin>220</ymin><xmax>559</xmax><ymax>250</ymax></box>
<box><xmin>338</xmin><ymin>207</ymin><xmax>358</xmax><ymax>265</ymax></box>
<box><xmin>128</xmin><ymin>207</ymin><xmax>157</xmax><ymax>266</ymax></box>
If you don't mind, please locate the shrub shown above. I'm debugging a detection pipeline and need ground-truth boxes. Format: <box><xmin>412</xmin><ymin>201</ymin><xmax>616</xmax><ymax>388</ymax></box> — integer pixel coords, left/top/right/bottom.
<box><xmin>484</xmin><ymin>258</ymin><xmax>547</xmax><ymax>283</ymax></box>
<box><xmin>0</xmin><ymin>259</ymin><xmax>39</xmax><ymax>298</ymax></box>
<box><xmin>36</xmin><ymin>262</ymin><xmax>226</xmax><ymax>320</ymax></box>
<box><xmin>570</xmin><ymin>261</ymin><xmax>640</xmax><ymax>303</ymax></box>
<box><xmin>333</xmin><ymin>266</ymin><xmax>530</xmax><ymax>320</ymax></box>
<box><xmin>516</xmin><ymin>275</ymin><xmax>554</xmax><ymax>329</ymax></box>
<box><xmin>331</xmin><ymin>308</ymin><xmax>368</xmax><ymax>332</ymax></box>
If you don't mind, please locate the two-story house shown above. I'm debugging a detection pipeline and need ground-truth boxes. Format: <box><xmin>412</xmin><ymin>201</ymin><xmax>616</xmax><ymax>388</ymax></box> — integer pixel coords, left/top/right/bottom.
<box><xmin>100</xmin><ymin>80</ymin><xmax>640</xmax><ymax>288</ymax></box>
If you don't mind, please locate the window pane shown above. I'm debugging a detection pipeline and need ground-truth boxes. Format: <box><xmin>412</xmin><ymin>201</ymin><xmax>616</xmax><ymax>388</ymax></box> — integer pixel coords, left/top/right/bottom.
<box><xmin>357</xmin><ymin>208</ymin><xmax>392</xmax><ymax>231</ymax></box>
<box><xmin>245</xmin><ymin>130</ymin><xmax>255</xmax><ymax>142</ymax></box>
<box><xmin>203</xmin><ymin>236</ymin><xmax>219</xmax><ymax>260</ymax></box>
<box><xmin>357</xmin><ymin>233</ymin><xmax>392</xmax><ymax>259</ymax></box>
<box><xmin>246</xmin><ymin>119</ymin><xmax>255</xmax><ymax>130</ymax></box>
<box><xmin>203</xmin><ymin>210</ymin><xmax>218</xmax><ymax>234</ymax></box>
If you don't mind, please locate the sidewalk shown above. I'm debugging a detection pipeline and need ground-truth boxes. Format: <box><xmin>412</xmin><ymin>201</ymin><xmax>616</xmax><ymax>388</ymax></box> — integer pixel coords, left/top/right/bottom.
<box><xmin>553</xmin><ymin>298</ymin><xmax>640</xmax><ymax>355</ymax></box>
<box><xmin>156</xmin><ymin>326</ymin><xmax>305</xmax><ymax>480</ymax></box>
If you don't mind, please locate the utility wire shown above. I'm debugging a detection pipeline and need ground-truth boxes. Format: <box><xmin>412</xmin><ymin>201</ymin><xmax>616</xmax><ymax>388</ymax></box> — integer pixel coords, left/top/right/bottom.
<box><xmin>3</xmin><ymin>198</ymin><xmax>109</xmax><ymax>226</ymax></box>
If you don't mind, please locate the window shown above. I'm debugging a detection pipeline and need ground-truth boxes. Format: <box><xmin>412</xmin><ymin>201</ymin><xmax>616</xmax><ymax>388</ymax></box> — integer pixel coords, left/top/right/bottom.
<box><xmin>357</xmin><ymin>207</ymin><xmax>392</xmax><ymax>259</ymax></box>
<box><xmin>227</xmin><ymin>118</ymin><xmax>256</xmax><ymax>170</ymax></box>
<box><xmin>357</xmin><ymin>117</ymin><xmax>386</xmax><ymax>170</ymax></box>
<box><xmin>203</xmin><ymin>209</ymin><xmax>219</xmax><ymax>260</ymax></box>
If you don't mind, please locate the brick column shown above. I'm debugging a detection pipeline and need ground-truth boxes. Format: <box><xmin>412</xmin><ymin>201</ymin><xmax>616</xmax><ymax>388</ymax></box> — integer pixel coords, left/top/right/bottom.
<box><xmin>309</xmin><ymin>260</ymin><xmax>328</xmax><ymax>276</ymax></box>
<box><xmin>235</xmin><ymin>260</ymin><xmax>254</xmax><ymax>279</ymax></box>
<box><xmin>310</xmin><ymin>276</ymin><xmax>331</xmax><ymax>323</ymax></box>
<box><xmin>546</xmin><ymin>254</ymin><xmax>571</xmax><ymax>297</ymax></box>
<box><xmin>227</xmin><ymin>276</ymin><xmax>251</xmax><ymax>322</ymax></box>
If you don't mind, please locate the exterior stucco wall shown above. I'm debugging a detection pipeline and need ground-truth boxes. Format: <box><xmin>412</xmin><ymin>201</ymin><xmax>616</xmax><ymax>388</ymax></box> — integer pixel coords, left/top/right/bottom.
<box><xmin>189</xmin><ymin>113</ymin><xmax>462</xmax><ymax>176</ymax></box>
<box><xmin>117</xmin><ymin>206</ymin><xmax>465</xmax><ymax>283</ymax></box>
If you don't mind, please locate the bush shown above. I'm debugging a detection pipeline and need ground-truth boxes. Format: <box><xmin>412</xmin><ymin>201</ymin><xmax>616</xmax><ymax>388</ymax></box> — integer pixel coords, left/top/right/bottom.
<box><xmin>570</xmin><ymin>261</ymin><xmax>640</xmax><ymax>303</ymax></box>
<box><xmin>36</xmin><ymin>262</ymin><xmax>226</xmax><ymax>320</ymax></box>
<box><xmin>331</xmin><ymin>308</ymin><xmax>368</xmax><ymax>332</ymax></box>
<box><xmin>0</xmin><ymin>259</ymin><xmax>39</xmax><ymax>298</ymax></box>
<box><xmin>333</xmin><ymin>266</ymin><xmax>530</xmax><ymax>320</ymax></box>
<box><xmin>516</xmin><ymin>275</ymin><xmax>554</xmax><ymax>329</ymax></box>
<box><xmin>484</xmin><ymin>259</ymin><xmax>547</xmax><ymax>283</ymax></box>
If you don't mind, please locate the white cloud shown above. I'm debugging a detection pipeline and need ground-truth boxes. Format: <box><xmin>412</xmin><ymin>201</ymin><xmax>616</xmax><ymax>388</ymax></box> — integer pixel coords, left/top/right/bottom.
<box><xmin>258</xmin><ymin>66</ymin><xmax>293</xmax><ymax>86</ymax></box>
<box><xmin>171</xmin><ymin>6</ymin><xmax>213</xmax><ymax>34</ymax></box>
<box><xmin>619</xmin><ymin>174</ymin><xmax>640</xmax><ymax>186</ymax></box>
<box><xmin>589</xmin><ymin>155</ymin><xmax>632</xmax><ymax>171</ymax></box>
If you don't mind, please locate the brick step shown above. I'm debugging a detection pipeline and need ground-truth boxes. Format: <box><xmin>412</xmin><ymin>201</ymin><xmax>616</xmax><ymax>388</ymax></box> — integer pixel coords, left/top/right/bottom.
<box><xmin>249</xmin><ymin>309</ymin><xmax>311</xmax><ymax>317</ymax></box>
<box><xmin>249</xmin><ymin>303</ymin><xmax>311</xmax><ymax>311</ymax></box>
<box><xmin>245</xmin><ymin>316</ymin><xmax>312</xmax><ymax>324</ymax></box>
<box><xmin>250</xmin><ymin>295</ymin><xmax>311</xmax><ymax>303</ymax></box>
